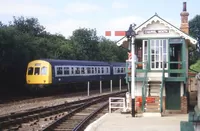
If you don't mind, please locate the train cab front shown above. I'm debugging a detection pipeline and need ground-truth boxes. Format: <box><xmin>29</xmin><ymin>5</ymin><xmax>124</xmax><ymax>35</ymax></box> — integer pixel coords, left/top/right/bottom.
<box><xmin>26</xmin><ymin>60</ymin><xmax>52</xmax><ymax>89</ymax></box>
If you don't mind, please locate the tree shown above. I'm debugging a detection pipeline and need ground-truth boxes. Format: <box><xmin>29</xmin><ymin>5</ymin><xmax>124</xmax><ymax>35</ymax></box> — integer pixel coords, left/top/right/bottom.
<box><xmin>189</xmin><ymin>15</ymin><xmax>200</xmax><ymax>66</ymax></box>
<box><xmin>12</xmin><ymin>16</ymin><xmax>46</xmax><ymax>36</ymax></box>
<box><xmin>70</xmin><ymin>28</ymin><xmax>99</xmax><ymax>60</ymax></box>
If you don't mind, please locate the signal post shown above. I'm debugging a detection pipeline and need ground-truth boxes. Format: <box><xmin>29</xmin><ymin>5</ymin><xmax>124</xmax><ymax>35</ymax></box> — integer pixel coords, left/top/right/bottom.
<box><xmin>105</xmin><ymin>24</ymin><xmax>137</xmax><ymax>117</ymax></box>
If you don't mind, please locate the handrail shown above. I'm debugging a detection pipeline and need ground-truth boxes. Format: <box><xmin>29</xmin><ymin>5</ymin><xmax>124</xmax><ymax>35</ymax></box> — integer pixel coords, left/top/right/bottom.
<box><xmin>160</xmin><ymin>61</ymin><xmax>165</xmax><ymax>113</ymax></box>
<box><xmin>141</xmin><ymin>61</ymin><xmax>148</xmax><ymax>112</ymax></box>
<box><xmin>109</xmin><ymin>97</ymin><xmax>126</xmax><ymax>113</ymax></box>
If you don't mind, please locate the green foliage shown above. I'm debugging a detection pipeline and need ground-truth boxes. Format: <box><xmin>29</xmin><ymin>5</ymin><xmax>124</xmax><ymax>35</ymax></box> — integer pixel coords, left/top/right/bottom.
<box><xmin>0</xmin><ymin>16</ymin><xmax>127</xmax><ymax>92</ymax></box>
<box><xmin>190</xmin><ymin>60</ymin><xmax>200</xmax><ymax>72</ymax></box>
<box><xmin>189</xmin><ymin>15</ymin><xmax>200</xmax><ymax>38</ymax></box>
<box><xmin>189</xmin><ymin>15</ymin><xmax>200</xmax><ymax>66</ymax></box>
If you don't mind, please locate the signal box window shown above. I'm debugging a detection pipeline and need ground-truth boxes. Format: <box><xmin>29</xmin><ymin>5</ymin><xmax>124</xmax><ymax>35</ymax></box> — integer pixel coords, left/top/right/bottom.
<box><xmin>28</xmin><ymin>67</ymin><xmax>33</xmax><ymax>75</ymax></box>
<box><xmin>34</xmin><ymin>67</ymin><xmax>40</xmax><ymax>75</ymax></box>
<box><xmin>41</xmin><ymin>67</ymin><xmax>47</xmax><ymax>75</ymax></box>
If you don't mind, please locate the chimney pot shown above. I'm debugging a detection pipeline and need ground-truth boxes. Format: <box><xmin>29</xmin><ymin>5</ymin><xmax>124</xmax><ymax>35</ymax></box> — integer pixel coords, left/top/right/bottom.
<box><xmin>183</xmin><ymin>2</ymin><xmax>187</xmax><ymax>11</ymax></box>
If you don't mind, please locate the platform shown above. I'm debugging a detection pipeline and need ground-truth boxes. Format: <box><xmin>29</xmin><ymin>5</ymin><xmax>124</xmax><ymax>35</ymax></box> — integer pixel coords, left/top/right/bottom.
<box><xmin>85</xmin><ymin>113</ymin><xmax>188</xmax><ymax>131</ymax></box>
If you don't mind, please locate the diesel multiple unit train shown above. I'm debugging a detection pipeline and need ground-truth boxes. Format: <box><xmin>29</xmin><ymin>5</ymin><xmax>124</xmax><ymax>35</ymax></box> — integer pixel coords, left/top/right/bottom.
<box><xmin>26</xmin><ymin>59</ymin><xmax>126</xmax><ymax>90</ymax></box>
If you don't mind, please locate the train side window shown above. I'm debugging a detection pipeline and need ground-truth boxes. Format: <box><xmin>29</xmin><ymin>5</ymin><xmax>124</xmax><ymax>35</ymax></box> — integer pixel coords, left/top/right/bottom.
<box><xmin>121</xmin><ymin>68</ymin><xmax>123</xmax><ymax>73</ymax></box>
<box><xmin>81</xmin><ymin>67</ymin><xmax>85</xmax><ymax>74</ymax></box>
<box><xmin>95</xmin><ymin>67</ymin><xmax>97</xmax><ymax>74</ymax></box>
<box><xmin>87</xmin><ymin>67</ymin><xmax>91</xmax><ymax>74</ymax></box>
<box><xmin>34</xmin><ymin>67</ymin><xmax>40</xmax><ymax>75</ymax></box>
<box><xmin>101</xmin><ymin>67</ymin><xmax>104</xmax><ymax>74</ymax></box>
<box><xmin>117</xmin><ymin>68</ymin><xmax>120</xmax><ymax>73</ymax></box>
<box><xmin>57</xmin><ymin>67</ymin><xmax>63</xmax><ymax>75</ymax></box>
<box><xmin>106</xmin><ymin>67</ymin><xmax>110</xmax><ymax>74</ymax></box>
<box><xmin>98</xmin><ymin>67</ymin><xmax>100</xmax><ymax>74</ymax></box>
<box><xmin>75</xmin><ymin>67</ymin><xmax>80</xmax><ymax>74</ymax></box>
<box><xmin>41</xmin><ymin>66</ymin><xmax>47</xmax><ymax>75</ymax></box>
<box><xmin>114</xmin><ymin>67</ymin><xmax>117</xmax><ymax>74</ymax></box>
<box><xmin>71</xmin><ymin>67</ymin><xmax>74</xmax><ymax>74</ymax></box>
<box><xmin>91</xmin><ymin>67</ymin><xmax>94</xmax><ymax>74</ymax></box>
<box><xmin>28</xmin><ymin>67</ymin><xmax>33</xmax><ymax>75</ymax></box>
<box><xmin>64</xmin><ymin>67</ymin><xmax>69</xmax><ymax>75</ymax></box>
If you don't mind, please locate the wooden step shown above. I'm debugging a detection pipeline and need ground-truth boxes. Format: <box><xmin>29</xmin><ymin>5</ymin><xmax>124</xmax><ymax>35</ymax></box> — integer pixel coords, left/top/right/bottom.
<box><xmin>145</xmin><ymin>102</ymin><xmax>160</xmax><ymax>107</ymax></box>
<box><xmin>144</xmin><ymin>108</ymin><xmax>160</xmax><ymax>112</ymax></box>
<box><xmin>148</xmin><ymin>77</ymin><xmax>162</xmax><ymax>82</ymax></box>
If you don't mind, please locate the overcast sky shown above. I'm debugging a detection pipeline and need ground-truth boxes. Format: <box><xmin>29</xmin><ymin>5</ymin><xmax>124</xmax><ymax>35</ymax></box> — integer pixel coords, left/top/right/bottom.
<box><xmin>0</xmin><ymin>0</ymin><xmax>199</xmax><ymax>40</ymax></box>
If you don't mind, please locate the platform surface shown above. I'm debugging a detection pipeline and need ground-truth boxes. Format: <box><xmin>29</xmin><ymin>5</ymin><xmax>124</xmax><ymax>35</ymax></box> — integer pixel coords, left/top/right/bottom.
<box><xmin>85</xmin><ymin>113</ymin><xmax>188</xmax><ymax>131</ymax></box>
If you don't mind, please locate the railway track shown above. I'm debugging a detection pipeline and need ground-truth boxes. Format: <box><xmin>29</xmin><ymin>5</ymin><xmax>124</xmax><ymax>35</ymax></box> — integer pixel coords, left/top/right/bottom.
<box><xmin>42</xmin><ymin>98</ymin><xmax>109</xmax><ymax>131</ymax></box>
<box><xmin>0</xmin><ymin>91</ymin><xmax>126</xmax><ymax>131</ymax></box>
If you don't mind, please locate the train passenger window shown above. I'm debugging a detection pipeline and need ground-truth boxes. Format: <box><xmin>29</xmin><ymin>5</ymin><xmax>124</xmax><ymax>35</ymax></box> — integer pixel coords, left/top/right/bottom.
<box><xmin>98</xmin><ymin>67</ymin><xmax>100</xmax><ymax>74</ymax></box>
<box><xmin>91</xmin><ymin>67</ymin><xmax>94</xmax><ymax>74</ymax></box>
<box><xmin>57</xmin><ymin>67</ymin><xmax>63</xmax><ymax>75</ymax></box>
<box><xmin>95</xmin><ymin>67</ymin><xmax>97</xmax><ymax>74</ymax></box>
<box><xmin>81</xmin><ymin>67</ymin><xmax>85</xmax><ymax>74</ymax></box>
<box><xmin>41</xmin><ymin>66</ymin><xmax>47</xmax><ymax>75</ymax></box>
<box><xmin>76</xmin><ymin>67</ymin><xmax>80</xmax><ymax>74</ymax></box>
<box><xmin>87</xmin><ymin>67</ymin><xmax>91</xmax><ymax>74</ymax></box>
<box><xmin>115</xmin><ymin>68</ymin><xmax>117</xmax><ymax>74</ymax></box>
<box><xmin>64</xmin><ymin>67</ymin><xmax>69</xmax><ymax>75</ymax></box>
<box><xmin>117</xmin><ymin>68</ymin><xmax>120</xmax><ymax>73</ymax></box>
<box><xmin>71</xmin><ymin>67</ymin><xmax>74</xmax><ymax>74</ymax></box>
<box><xmin>121</xmin><ymin>68</ymin><xmax>123</xmax><ymax>73</ymax></box>
<box><xmin>28</xmin><ymin>67</ymin><xmax>33</xmax><ymax>75</ymax></box>
<box><xmin>34</xmin><ymin>67</ymin><xmax>40</xmax><ymax>75</ymax></box>
<box><xmin>106</xmin><ymin>67</ymin><xmax>109</xmax><ymax>74</ymax></box>
<box><xmin>101</xmin><ymin>67</ymin><xmax>104</xmax><ymax>74</ymax></box>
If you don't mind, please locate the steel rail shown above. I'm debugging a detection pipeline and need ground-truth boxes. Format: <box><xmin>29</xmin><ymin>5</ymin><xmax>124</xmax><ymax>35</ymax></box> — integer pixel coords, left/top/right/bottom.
<box><xmin>0</xmin><ymin>91</ymin><xmax>125</xmax><ymax>130</ymax></box>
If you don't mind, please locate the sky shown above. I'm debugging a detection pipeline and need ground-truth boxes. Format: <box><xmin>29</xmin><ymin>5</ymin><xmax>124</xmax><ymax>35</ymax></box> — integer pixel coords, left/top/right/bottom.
<box><xmin>0</xmin><ymin>0</ymin><xmax>200</xmax><ymax>40</ymax></box>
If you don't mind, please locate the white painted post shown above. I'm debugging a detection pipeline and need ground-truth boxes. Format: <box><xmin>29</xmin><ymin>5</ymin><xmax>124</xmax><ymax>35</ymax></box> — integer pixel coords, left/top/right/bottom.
<box><xmin>128</xmin><ymin>82</ymin><xmax>130</xmax><ymax>93</ymax></box>
<box><xmin>131</xmin><ymin>35</ymin><xmax>136</xmax><ymax>117</ymax></box>
<box><xmin>110</xmin><ymin>79</ymin><xmax>113</xmax><ymax>92</ymax></box>
<box><xmin>100</xmin><ymin>80</ymin><xmax>102</xmax><ymax>94</ymax></box>
<box><xmin>87</xmin><ymin>81</ymin><xmax>90</xmax><ymax>96</ymax></box>
<box><xmin>119</xmin><ymin>78</ymin><xmax>121</xmax><ymax>91</ymax></box>
<box><xmin>109</xmin><ymin>97</ymin><xmax>111</xmax><ymax>113</ymax></box>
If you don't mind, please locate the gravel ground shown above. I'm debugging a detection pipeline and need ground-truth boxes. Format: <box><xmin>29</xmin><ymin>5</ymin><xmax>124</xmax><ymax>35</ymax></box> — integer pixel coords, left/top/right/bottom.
<box><xmin>0</xmin><ymin>89</ymin><xmax>125</xmax><ymax>116</ymax></box>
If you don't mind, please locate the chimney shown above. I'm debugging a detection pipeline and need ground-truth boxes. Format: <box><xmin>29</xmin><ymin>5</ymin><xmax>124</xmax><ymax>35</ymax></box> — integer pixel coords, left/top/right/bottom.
<box><xmin>180</xmin><ymin>2</ymin><xmax>189</xmax><ymax>34</ymax></box>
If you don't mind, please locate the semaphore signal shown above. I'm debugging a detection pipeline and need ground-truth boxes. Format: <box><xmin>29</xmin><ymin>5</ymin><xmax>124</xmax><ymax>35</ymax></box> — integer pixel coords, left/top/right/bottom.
<box><xmin>104</xmin><ymin>24</ymin><xmax>137</xmax><ymax>117</ymax></box>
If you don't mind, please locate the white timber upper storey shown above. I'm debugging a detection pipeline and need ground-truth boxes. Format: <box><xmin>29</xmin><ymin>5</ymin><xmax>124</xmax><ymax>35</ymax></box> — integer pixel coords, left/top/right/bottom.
<box><xmin>116</xmin><ymin>14</ymin><xmax>198</xmax><ymax>46</ymax></box>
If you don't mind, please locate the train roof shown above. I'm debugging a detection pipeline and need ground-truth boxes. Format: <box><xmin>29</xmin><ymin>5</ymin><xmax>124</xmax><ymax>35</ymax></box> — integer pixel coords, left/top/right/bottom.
<box><xmin>38</xmin><ymin>59</ymin><xmax>125</xmax><ymax>66</ymax></box>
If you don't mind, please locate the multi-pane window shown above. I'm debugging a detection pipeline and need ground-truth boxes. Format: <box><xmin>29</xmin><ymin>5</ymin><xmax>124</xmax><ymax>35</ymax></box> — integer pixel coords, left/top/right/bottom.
<box><xmin>149</xmin><ymin>39</ymin><xmax>168</xmax><ymax>70</ymax></box>
<box><xmin>55</xmin><ymin>66</ymin><xmax>111</xmax><ymax>77</ymax></box>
